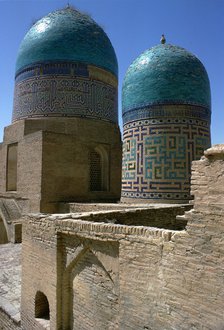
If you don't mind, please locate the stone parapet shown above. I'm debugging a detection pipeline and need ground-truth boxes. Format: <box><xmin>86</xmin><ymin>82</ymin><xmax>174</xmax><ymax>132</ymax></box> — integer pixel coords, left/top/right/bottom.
<box><xmin>191</xmin><ymin>144</ymin><xmax>224</xmax><ymax>212</ymax></box>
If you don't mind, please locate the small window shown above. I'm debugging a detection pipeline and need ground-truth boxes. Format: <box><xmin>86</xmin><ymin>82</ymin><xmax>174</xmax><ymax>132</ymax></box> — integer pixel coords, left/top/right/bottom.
<box><xmin>35</xmin><ymin>291</ymin><xmax>50</xmax><ymax>320</ymax></box>
<box><xmin>6</xmin><ymin>143</ymin><xmax>18</xmax><ymax>191</ymax></box>
<box><xmin>89</xmin><ymin>146</ymin><xmax>109</xmax><ymax>192</ymax></box>
<box><xmin>89</xmin><ymin>150</ymin><xmax>102</xmax><ymax>191</ymax></box>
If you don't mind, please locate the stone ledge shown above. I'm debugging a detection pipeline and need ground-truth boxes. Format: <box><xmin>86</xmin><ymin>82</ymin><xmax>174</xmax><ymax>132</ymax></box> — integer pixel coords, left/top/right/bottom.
<box><xmin>204</xmin><ymin>144</ymin><xmax>224</xmax><ymax>157</ymax></box>
<box><xmin>0</xmin><ymin>297</ymin><xmax>20</xmax><ymax>323</ymax></box>
<box><xmin>53</xmin><ymin>217</ymin><xmax>179</xmax><ymax>242</ymax></box>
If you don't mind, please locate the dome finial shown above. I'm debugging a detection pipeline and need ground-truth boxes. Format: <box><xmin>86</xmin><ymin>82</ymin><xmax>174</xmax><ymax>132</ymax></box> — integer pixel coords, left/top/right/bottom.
<box><xmin>160</xmin><ymin>34</ymin><xmax>166</xmax><ymax>44</ymax></box>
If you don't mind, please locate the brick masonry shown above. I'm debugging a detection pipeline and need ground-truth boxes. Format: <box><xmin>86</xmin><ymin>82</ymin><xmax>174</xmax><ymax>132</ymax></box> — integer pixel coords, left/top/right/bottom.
<box><xmin>19</xmin><ymin>145</ymin><xmax>224</xmax><ymax>330</ymax></box>
<box><xmin>1</xmin><ymin>145</ymin><xmax>224</xmax><ymax>329</ymax></box>
<box><xmin>0</xmin><ymin>117</ymin><xmax>122</xmax><ymax>215</ymax></box>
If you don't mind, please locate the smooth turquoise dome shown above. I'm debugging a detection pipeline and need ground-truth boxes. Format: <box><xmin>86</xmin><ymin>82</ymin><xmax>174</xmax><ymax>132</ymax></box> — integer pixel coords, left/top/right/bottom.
<box><xmin>16</xmin><ymin>7</ymin><xmax>118</xmax><ymax>76</ymax></box>
<box><xmin>122</xmin><ymin>44</ymin><xmax>211</xmax><ymax>114</ymax></box>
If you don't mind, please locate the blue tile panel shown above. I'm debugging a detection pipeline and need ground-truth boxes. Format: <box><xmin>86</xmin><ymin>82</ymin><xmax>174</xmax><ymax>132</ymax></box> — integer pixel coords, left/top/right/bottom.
<box><xmin>122</xmin><ymin>44</ymin><xmax>211</xmax><ymax>114</ymax></box>
<box><xmin>13</xmin><ymin>62</ymin><xmax>118</xmax><ymax>123</ymax></box>
<box><xmin>15</xmin><ymin>62</ymin><xmax>89</xmax><ymax>83</ymax></box>
<box><xmin>16</xmin><ymin>7</ymin><xmax>118</xmax><ymax>77</ymax></box>
<box><xmin>121</xmin><ymin>104</ymin><xmax>211</xmax><ymax>201</ymax></box>
<box><xmin>123</xmin><ymin>103</ymin><xmax>211</xmax><ymax>125</ymax></box>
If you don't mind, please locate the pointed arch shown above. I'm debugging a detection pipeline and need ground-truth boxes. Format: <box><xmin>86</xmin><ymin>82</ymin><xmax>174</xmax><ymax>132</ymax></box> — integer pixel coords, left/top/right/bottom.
<box><xmin>0</xmin><ymin>216</ymin><xmax>9</xmax><ymax>244</ymax></box>
<box><xmin>62</xmin><ymin>247</ymin><xmax>118</xmax><ymax>329</ymax></box>
<box><xmin>89</xmin><ymin>145</ymin><xmax>109</xmax><ymax>192</ymax></box>
<box><xmin>35</xmin><ymin>291</ymin><xmax>50</xmax><ymax>320</ymax></box>
<box><xmin>95</xmin><ymin>145</ymin><xmax>109</xmax><ymax>191</ymax></box>
<box><xmin>65</xmin><ymin>246</ymin><xmax>113</xmax><ymax>283</ymax></box>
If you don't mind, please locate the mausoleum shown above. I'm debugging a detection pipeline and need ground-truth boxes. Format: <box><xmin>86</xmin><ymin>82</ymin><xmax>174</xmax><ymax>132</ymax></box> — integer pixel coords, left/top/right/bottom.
<box><xmin>0</xmin><ymin>6</ymin><xmax>122</xmax><ymax>222</ymax></box>
<box><xmin>122</xmin><ymin>39</ymin><xmax>211</xmax><ymax>203</ymax></box>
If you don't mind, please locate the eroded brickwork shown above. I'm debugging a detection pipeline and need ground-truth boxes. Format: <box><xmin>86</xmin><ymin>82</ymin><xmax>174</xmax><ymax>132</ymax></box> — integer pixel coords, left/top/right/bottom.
<box><xmin>0</xmin><ymin>145</ymin><xmax>223</xmax><ymax>329</ymax></box>
<box><xmin>19</xmin><ymin>145</ymin><xmax>224</xmax><ymax>330</ymax></box>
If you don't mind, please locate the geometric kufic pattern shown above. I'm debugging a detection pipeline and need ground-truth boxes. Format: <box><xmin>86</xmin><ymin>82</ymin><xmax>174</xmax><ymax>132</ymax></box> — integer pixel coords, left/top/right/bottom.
<box><xmin>13</xmin><ymin>62</ymin><xmax>118</xmax><ymax>123</ymax></box>
<box><xmin>122</xmin><ymin>115</ymin><xmax>211</xmax><ymax>201</ymax></box>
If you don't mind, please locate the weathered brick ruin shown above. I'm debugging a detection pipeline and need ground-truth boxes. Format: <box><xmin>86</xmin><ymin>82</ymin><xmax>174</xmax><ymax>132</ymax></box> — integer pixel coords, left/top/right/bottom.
<box><xmin>1</xmin><ymin>145</ymin><xmax>224</xmax><ymax>329</ymax></box>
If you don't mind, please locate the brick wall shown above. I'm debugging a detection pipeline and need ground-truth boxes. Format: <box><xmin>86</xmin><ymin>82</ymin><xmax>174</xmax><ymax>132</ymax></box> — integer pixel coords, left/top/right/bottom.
<box><xmin>21</xmin><ymin>217</ymin><xmax>57</xmax><ymax>330</ymax></box>
<box><xmin>19</xmin><ymin>144</ymin><xmax>224</xmax><ymax>329</ymax></box>
<box><xmin>76</xmin><ymin>204</ymin><xmax>191</xmax><ymax>229</ymax></box>
<box><xmin>0</xmin><ymin>118</ymin><xmax>122</xmax><ymax>214</ymax></box>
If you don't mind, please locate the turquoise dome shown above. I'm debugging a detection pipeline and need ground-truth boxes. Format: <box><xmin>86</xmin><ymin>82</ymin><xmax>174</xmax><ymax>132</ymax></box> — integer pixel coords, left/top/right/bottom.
<box><xmin>16</xmin><ymin>7</ymin><xmax>118</xmax><ymax>76</ymax></box>
<box><xmin>122</xmin><ymin>44</ymin><xmax>211</xmax><ymax>114</ymax></box>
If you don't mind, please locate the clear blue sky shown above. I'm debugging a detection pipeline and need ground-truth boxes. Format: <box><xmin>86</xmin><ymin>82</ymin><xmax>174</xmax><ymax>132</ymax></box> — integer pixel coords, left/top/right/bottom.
<box><xmin>0</xmin><ymin>0</ymin><xmax>223</xmax><ymax>144</ymax></box>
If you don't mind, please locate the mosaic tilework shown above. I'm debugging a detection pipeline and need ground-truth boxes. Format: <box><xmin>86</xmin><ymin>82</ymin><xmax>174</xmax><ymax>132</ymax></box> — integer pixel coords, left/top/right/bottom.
<box><xmin>122</xmin><ymin>106</ymin><xmax>211</xmax><ymax>201</ymax></box>
<box><xmin>122</xmin><ymin>42</ymin><xmax>211</xmax><ymax>202</ymax></box>
<box><xmin>12</xmin><ymin>63</ymin><xmax>118</xmax><ymax>123</ymax></box>
<box><xmin>16</xmin><ymin>7</ymin><xmax>118</xmax><ymax>76</ymax></box>
<box><xmin>122</xmin><ymin>44</ymin><xmax>211</xmax><ymax>112</ymax></box>
<box><xmin>123</xmin><ymin>103</ymin><xmax>211</xmax><ymax>125</ymax></box>
<box><xmin>15</xmin><ymin>62</ymin><xmax>89</xmax><ymax>83</ymax></box>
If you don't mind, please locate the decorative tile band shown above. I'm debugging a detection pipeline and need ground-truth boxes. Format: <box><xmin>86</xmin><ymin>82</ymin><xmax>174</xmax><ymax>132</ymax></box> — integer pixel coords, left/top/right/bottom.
<box><xmin>121</xmin><ymin>191</ymin><xmax>191</xmax><ymax>200</ymax></box>
<box><xmin>15</xmin><ymin>61</ymin><xmax>118</xmax><ymax>87</ymax></box>
<box><xmin>13</xmin><ymin>62</ymin><xmax>118</xmax><ymax>123</ymax></box>
<box><xmin>124</xmin><ymin>117</ymin><xmax>210</xmax><ymax>130</ymax></box>
<box><xmin>123</xmin><ymin>103</ymin><xmax>211</xmax><ymax>125</ymax></box>
<box><xmin>122</xmin><ymin>105</ymin><xmax>211</xmax><ymax>201</ymax></box>
<box><xmin>15</xmin><ymin>61</ymin><xmax>89</xmax><ymax>83</ymax></box>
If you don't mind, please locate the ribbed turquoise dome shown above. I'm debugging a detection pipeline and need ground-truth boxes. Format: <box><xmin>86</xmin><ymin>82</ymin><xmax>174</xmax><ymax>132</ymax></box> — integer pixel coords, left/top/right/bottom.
<box><xmin>122</xmin><ymin>44</ymin><xmax>211</xmax><ymax>113</ymax></box>
<box><xmin>16</xmin><ymin>7</ymin><xmax>118</xmax><ymax>76</ymax></box>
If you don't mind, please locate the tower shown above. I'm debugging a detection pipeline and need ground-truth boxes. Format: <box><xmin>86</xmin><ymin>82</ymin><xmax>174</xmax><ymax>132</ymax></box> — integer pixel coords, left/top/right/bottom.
<box><xmin>122</xmin><ymin>39</ymin><xmax>211</xmax><ymax>203</ymax></box>
<box><xmin>0</xmin><ymin>7</ymin><xmax>122</xmax><ymax>214</ymax></box>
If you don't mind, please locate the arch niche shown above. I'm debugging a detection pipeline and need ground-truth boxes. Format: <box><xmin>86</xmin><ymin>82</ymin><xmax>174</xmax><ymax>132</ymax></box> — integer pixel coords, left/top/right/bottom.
<box><xmin>35</xmin><ymin>291</ymin><xmax>50</xmax><ymax>320</ymax></box>
<box><xmin>63</xmin><ymin>248</ymin><xmax>118</xmax><ymax>330</ymax></box>
<box><xmin>0</xmin><ymin>216</ymin><xmax>9</xmax><ymax>244</ymax></box>
<box><xmin>89</xmin><ymin>146</ymin><xmax>109</xmax><ymax>192</ymax></box>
